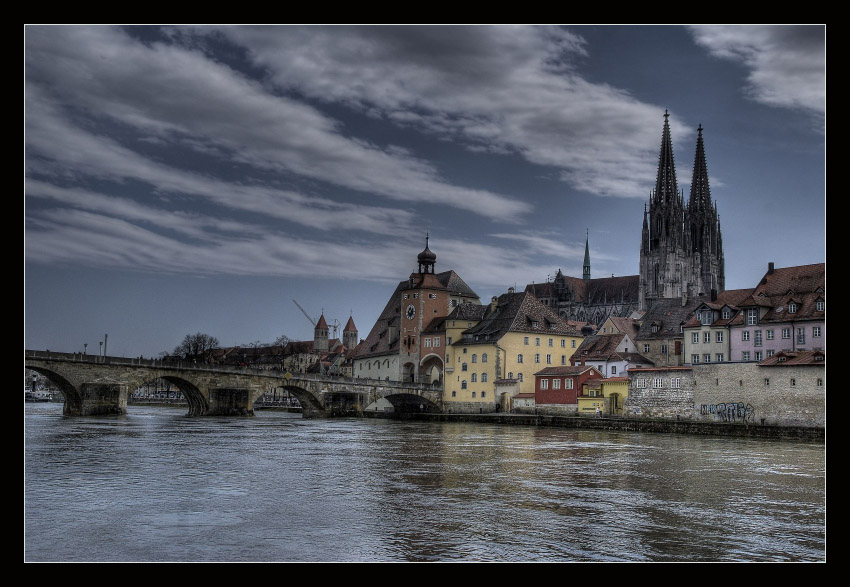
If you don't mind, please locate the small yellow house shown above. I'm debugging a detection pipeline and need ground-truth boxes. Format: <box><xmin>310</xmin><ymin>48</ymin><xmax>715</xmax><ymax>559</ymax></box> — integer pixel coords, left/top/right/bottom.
<box><xmin>445</xmin><ymin>289</ymin><xmax>584</xmax><ymax>412</ymax></box>
<box><xmin>577</xmin><ymin>376</ymin><xmax>629</xmax><ymax>416</ymax></box>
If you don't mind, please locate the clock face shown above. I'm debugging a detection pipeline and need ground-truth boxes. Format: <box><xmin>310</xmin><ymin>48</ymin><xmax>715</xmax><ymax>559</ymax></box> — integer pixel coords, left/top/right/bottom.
<box><xmin>406</xmin><ymin>304</ymin><xmax>416</xmax><ymax>320</ymax></box>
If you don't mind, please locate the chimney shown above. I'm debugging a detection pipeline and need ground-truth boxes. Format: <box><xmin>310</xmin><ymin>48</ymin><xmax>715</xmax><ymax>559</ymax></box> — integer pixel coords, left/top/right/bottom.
<box><xmin>768</xmin><ymin>262</ymin><xmax>775</xmax><ymax>275</ymax></box>
<box><xmin>490</xmin><ymin>296</ymin><xmax>498</xmax><ymax>312</ymax></box>
<box><xmin>711</xmin><ymin>289</ymin><xmax>717</xmax><ymax>302</ymax></box>
<box><xmin>508</xmin><ymin>286</ymin><xmax>515</xmax><ymax>294</ymax></box>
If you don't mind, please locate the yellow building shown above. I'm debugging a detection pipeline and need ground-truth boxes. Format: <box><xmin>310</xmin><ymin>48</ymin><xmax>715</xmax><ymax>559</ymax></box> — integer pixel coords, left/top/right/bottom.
<box><xmin>577</xmin><ymin>376</ymin><xmax>629</xmax><ymax>416</ymax></box>
<box><xmin>444</xmin><ymin>288</ymin><xmax>584</xmax><ymax>412</ymax></box>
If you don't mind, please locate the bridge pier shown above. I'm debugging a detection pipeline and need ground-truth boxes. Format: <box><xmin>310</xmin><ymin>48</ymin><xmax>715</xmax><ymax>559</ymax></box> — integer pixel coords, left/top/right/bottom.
<box><xmin>207</xmin><ymin>388</ymin><xmax>254</xmax><ymax>416</ymax></box>
<box><xmin>66</xmin><ymin>383</ymin><xmax>128</xmax><ymax>416</ymax></box>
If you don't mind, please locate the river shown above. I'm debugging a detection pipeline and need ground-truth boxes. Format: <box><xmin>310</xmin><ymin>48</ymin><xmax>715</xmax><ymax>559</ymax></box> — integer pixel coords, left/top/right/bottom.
<box><xmin>24</xmin><ymin>402</ymin><xmax>825</xmax><ymax>562</ymax></box>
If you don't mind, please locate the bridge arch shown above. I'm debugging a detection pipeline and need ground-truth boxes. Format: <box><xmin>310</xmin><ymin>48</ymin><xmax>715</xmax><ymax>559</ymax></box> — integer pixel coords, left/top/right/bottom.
<box><xmin>419</xmin><ymin>353</ymin><xmax>443</xmax><ymax>385</ymax></box>
<box><xmin>25</xmin><ymin>366</ymin><xmax>81</xmax><ymax>416</ymax></box>
<box><xmin>377</xmin><ymin>392</ymin><xmax>441</xmax><ymax>414</ymax></box>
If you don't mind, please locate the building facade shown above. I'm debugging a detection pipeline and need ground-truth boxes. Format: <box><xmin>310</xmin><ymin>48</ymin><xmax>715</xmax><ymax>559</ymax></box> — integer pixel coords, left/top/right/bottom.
<box><xmin>639</xmin><ymin>112</ymin><xmax>725</xmax><ymax>311</ymax></box>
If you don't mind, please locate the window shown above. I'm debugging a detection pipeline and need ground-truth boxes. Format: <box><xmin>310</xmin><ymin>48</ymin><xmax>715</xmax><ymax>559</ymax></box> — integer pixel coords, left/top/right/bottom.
<box><xmin>703</xmin><ymin>354</ymin><xmax>711</xmax><ymax>363</ymax></box>
<box><xmin>447</xmin><ymin>337</ymin><xmax>452</xmax><ymax>345</ymax></box>
<box><xmin>518</xmin><ymin>373</ymin><xmax>523</xmax><ymax>382</ymax></box>
<box><xmin>764</xmin><ymin>378</ymin><xmax>769</xmax><ymax>386</ymax></box>
<box><xmin>766</xmin><ymin>330</ymin><xmax>774</xmax><ymax>340</ymax></box>
<box><xmin>755</xmin><ymin>351</ymin><xmax>763</xmax><ymax>361</ymax></box>
<box><xmin>652</xmin><ymin>377</ymin><xmax>663</xmax><ymax>389</ymax></box>
<box><xmin>716</xmin><ymin>331</ymin><xmax>724</xmax><ymax>343</ymax></box>
<box><xmin>742</xmin><ymin>331</ymin><xmax>750</xmax><ymax>341</ymax></box>
<box><xmin>790</xmin><ymin>378</ymin><xmax>796</xmax><ymax>387</ymax></box>
<box><xmin>754</xmin><ymin>331</ymin><xmax>762</xmax><ymax>346</ymax></box>
<box><xmin>561</xmin><ymin>355</ymin><xmax>566</xmax><ymax>365</ymax></box>
<box><xmin>671</xmin><ymin>377</ymin><xmax>681</xmax><ymax>388</ymax></box>
<box><xmin>508</xmin><ymin>372</ymin><xmax>513</xmax><ymax>379</ymax></box>
<box><xmin>571</xmin><ymin>340</ymin><xmax>576</xmax><ymax>348</ymax></box>
<box><xmin>817</xmin><ymin>378</ymin><xmax>823</xmax><ymax>387</ymax></box>
<box><xmin>461</xmin><ymin>380</ymin><xmax>467</xmax><ymax>389</ymax></box>
<box><xmin>462</xmin><ymin>363</ymin><xmax>468</xmax><ymax>372</ymax></box>
<box><xmin>535</xmin><ymin>338</ymin><xmax>540</xmax><ymax>346</ymax></box>
<box><xmin>481</xmin><ymin>373</ymin><xmax>487</xmax><ymax>382</ymax></box>
<box><xmin>796</xmin><ymin>327</ymin><xmax>806</xmax><ymax>345</ymax></box>
<box><xmin>535</xmin><ymin>353</ymin><xmax>540</xmax><ymax>363</ymax></box>
<box><xmin>767</xmin><ymin>350</ymin><xmax>775</xmax><ymax>358</ymax></box>
<box><xmin>481</xmin><ymin>353</ymin><xmax>488</xmax><ymax>362</ymax></box>
<box><xmin>540</xmin><ymin>378</ymin><xmax>549</xmax><ymax>390</ymax></box>
<box><xmin>564</xmin><ymin>378</ymin><xmax>573</xmax><ymax>389</ymax></box>
<box><xmin>561</xmin><ymin>340</ymin><xmax>566</xmax><ymax>348</ymax></box>
<box><xmin>692</xmin><ymin>333</ymin><xmax>699</xmax><ymax>344</ymax></box>
<box><xmin>747</xmin><ymin>308</ymin><xmax>758</xmax><ymax>325</ymax></box>
<box><xmin>715</xmin><ymin>354</ymin><xmax>724</xmax><ymax>362</ymax></box>
<box><xmin>424</xmin><ymin>338</ymin><xmax>431</xmax><ymax>347</ymax></box>
<box><xmin>481</xmin><ymin>392</ymin><xmax>486</xmax><ymax>398</ymax></box>
<box><xmin>611</xmin><ymin>366</ymin><xmax>617</xmax><ymax>375</ymax></box>
<box><xmin>434</xmin><ymin>338</ymin><xmax>440</xmax><ymax>347</ymax></box>
<box><xmin>524</xmin><ymin>337</ymin><xmax>529</xmax><ymax>345</ymax></box>
<box><xmin>817</xmin><ymin>300</ymin><xmax>824</xmax><ymax>311</ymax></box>
<box><xmin>742</xmin><ymin>351</ymin><xmax>750</xmax><ymax>361</ymax></box>
<box><xmin>471</xmin><ymin>354</ymin><xmax>477</xmax><ymax>363</ymax></box>
<box><xmin>703</xmin><ymin>332</ymin><xmax>711</xmax><ymax>343</ymax></box>
<box><xmin>472</xmin><ymin>373</ymin><xmax>478</xmax><ymax>382</ymax></box>
<box><xmin>782</xmin><ymin>328</ymin><xmax>791</xmax><ymax>339</ymax></box>
<box><xmin>722</xmin><ymin>309</ymin><xmax>731</xmax><ymax>319</ymax></box>
<box><xmin>643</xmin><ymin>344</ymin><xmax>650</xmax><ymax>353</ymax></box>
<box><xmin>546</xmin><ymin>354</ymin><xmax>552</xmax><ymax>364</ymax></box>
<box><xmin>463</xmin><ymin>348</ymin><xmax>468</xmax><ymax>354</ymax></box>
<box><xmin>813</xmin><ymin>327</ymin><xmax>821</xmax><ymax>337</ymax></box>
<box><xmin>517</xmin><ymin>354</ymin><xmax>524</xmax><ymax>364</ymax></box>
<box><xmin>553</xmin><ymin>378</ymin><xmax>561</xmax><ymax>389</ymax></box>
<box><xmin>451</xmin><ymin>390</ymin><xmax>456</xmax><ymax>397</ymax></box>
<box><xmin>636</xmin><ymin>378</ymin><xmax>647</xmax><ymax>389</ymax></box>
<box><xmin>692</xmin><ymin>354</ymin><xmax>700</xmax><ymax>364</ymax></box>
<box><xmin>789</xmin><ymin>303</ymin><xmax>797</xmax><ymax>314</ymax></box>
<box><xmin>471</xmin><ymin>391</ymin><xmax>476</xmax><ymax>398</ymax></box>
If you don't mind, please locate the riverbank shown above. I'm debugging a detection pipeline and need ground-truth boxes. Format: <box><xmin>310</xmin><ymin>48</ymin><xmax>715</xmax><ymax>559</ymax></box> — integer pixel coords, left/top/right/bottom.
<box><xmin>375</xmin><ymin>411</ymin><xmax>825</xmax><ymax>441</ymax></box>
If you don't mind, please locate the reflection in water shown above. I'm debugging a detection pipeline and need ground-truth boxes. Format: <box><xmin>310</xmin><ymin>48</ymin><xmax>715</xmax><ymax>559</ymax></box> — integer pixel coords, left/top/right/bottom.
<box><xmin>24</xmin><ymin>403</ymin><xmax>824</xmax><ymax>562</ymax></box>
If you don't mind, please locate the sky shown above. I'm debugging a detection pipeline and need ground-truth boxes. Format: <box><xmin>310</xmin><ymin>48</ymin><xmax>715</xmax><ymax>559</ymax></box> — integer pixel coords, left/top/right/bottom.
<box><xmin>24</xmin><ymin>25</ymin><xmax>826</xmax><ymax>358</ymax></box>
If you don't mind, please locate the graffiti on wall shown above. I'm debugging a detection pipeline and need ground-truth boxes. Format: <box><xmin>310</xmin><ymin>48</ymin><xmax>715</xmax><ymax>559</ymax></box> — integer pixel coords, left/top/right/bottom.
<box><xmin>700</xmin><ymin>402</ymin><xmax>755</xmax><ymax>423</ymax></box>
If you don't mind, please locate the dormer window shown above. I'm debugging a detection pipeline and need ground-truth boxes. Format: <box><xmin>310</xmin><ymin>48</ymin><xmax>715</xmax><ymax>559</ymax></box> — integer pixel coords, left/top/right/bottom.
<box><xmin>788</xmin><ymin>303</ymin><xmax>797</xmax><ymax>314</ymax></box>
<box><xmin>816</xmin><ymin>300</ymin><xmax>824</xmax><ymax>312</ymax></box>
<box><xmin>722</xmin><ymin>309</ymin><xmax>730</xmax><ymax>319</ymax></box>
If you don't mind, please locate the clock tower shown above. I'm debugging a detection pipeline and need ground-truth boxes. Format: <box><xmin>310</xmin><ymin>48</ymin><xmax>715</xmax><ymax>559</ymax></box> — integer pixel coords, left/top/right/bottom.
<box><xmin>400</xmin><ymin>234</ymin><xmax>450</xmax><ymax>382</ymax></box>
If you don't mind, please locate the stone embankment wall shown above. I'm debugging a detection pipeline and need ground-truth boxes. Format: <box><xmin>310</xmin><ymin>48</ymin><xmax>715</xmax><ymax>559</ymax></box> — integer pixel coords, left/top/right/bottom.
<box><xmin>623</xmin><ymin>362</ymin><xmax>824</xmax><ymax>428</ymax></box>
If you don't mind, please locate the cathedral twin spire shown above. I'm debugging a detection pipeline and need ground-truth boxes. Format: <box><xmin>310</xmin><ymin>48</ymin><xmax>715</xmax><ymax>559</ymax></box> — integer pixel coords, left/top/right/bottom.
<box><xmin>640</xmin><ymin>111</ymin><xmax>725</xmax><ymax>308</ymax></box>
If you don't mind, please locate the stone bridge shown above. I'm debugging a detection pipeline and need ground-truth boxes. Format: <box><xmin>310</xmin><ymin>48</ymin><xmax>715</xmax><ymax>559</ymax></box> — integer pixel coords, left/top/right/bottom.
<box><xmin>24</xmin><ymin>351</ymin><xmax>444</xmax><ymax>418</ymax></box>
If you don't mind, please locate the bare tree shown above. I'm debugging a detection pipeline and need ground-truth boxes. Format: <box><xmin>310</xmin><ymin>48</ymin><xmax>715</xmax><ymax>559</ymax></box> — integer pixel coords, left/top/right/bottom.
<box><xmin>172</xmin><ymin>332</ymin><xmax>220</xmax><ymax>360</ymax></box>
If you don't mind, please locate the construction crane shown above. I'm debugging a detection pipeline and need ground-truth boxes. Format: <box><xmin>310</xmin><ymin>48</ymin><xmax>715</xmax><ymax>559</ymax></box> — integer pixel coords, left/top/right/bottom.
<box><xmin>293</xmin><ymin>300</ymin><xmax>341</xmax><ymax>339</ymax></box>
<box><xmin>293</xmin><ymin>299</ymin><xmax>316</xmax><ymax>326</ymax></box>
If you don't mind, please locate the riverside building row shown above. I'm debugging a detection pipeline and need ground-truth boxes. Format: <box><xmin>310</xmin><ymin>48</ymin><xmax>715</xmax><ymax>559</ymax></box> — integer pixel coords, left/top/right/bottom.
<box><xmin>350</xmin><ymin>112</ymin><xmax>824</xmax><ymax>427</ymax></box>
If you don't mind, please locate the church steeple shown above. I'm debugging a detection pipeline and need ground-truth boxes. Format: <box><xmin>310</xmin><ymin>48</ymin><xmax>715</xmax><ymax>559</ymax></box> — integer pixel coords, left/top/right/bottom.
<box><xmin>654</xmin><ymin>110</ymin><xmax>679</xmax><ymax>205</ymax></box>
<box><xmin>688</xmin><ymin>124</ymin><xmax>712</xmax><ymax>212</ymax></box>
<box><xmin>583</xmin><ymin>229</ymin><xmax>591</xmax><ymax>283</ymax></box>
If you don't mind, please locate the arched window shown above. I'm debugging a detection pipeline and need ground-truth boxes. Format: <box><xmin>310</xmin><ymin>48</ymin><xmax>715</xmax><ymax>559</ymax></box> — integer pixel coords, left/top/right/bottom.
<box><xmin>517</xmin><ymin>354</ymin><xmax>523</xmax><ymax>363</ymax></box>
<box><xmin>472</xmin><ymin>354</ymin><xmax>477</xmax><ymax>363</ymax></box>
<box><xmin>462</xmin><ymin>363</ymin><xmax>468</xmax><ymax>372</ymax></box>
<box><xmin>461</xmin><ymin>380</ymin><xmax>467</xmax><ymax>389</ymax></box>
<box><xmin>481</xmin><ymin>373</ymin><xmax>488</xmax><ymax>382</ymax></box>
<box><xmin>481</xmin><ymin>353</ymin><xmax>488</xmax><ymax>363</ymax></box>
<box><xmin>471</xmin><ymin>373</ymin><xmax>477</xmax><ymax>382</ymax></box>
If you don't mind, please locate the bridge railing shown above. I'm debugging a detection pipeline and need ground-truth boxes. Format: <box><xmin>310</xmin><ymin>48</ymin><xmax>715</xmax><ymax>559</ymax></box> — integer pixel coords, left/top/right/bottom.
<box><xmin>24</xmin><ymin>350</ymin><xmax>443</xmax><ymax>390</ymax></box>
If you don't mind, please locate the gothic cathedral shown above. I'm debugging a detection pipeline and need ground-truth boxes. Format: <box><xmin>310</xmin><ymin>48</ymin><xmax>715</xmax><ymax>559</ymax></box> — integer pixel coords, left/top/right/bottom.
<box><xmin>638</xmin><ymin>111</ymin><xmax>725</xmax><ymax>311</ymax></box>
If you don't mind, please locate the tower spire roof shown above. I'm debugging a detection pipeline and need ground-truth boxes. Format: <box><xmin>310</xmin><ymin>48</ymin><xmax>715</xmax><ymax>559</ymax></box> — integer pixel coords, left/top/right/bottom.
<box><xmin>688</xmin><ymin>123</ymin><xmax>712</xmax><ymax>211</ymax></box>
<box><xmin>654</xmin><ymin>110</ymin><xmax>679</xmax><ymax>204</ymax></box>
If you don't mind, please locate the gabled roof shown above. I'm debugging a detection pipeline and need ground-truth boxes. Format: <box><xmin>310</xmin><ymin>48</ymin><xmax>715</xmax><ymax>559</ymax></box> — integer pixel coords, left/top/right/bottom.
<box><xmin>526</xmin><ymin>273</ymin><xmax>640</xmax><ymax>306</ymax></box>
<box><xmin>454</xmin><ymin>291</ymin><xmax>581</xmax><ymax>345</ymax></box>
<box><xmin>759</xmin><ymin>349</ymin><xmax>825</xmax><ymax>366</ymax></box>
<box><xmin>636</xmin><ymin>296</ymin><xmax>709</xmax><ymax>340</ymax></box>
<box><xmin>534</xmin><ymin>365</ymin><xmax>602</xmax><ymax>377</ymax></box>
<box><xmin>606</xmin><ymin>316</ymin><xmax>641</xmax><ymax>340</ymax></box>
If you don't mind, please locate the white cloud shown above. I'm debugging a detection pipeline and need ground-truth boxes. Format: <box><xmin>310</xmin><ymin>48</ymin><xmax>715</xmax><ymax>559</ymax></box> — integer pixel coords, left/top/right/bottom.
<box><xmin>210</xmin><ymin>25</ymin><xmax>670</xmax><ymax>199</ymax></box>
<box><xmin>689</xmin><ymin>25</ymin><xmax>825</xmax><ymax>116</ymax></box>
<box><xmin>25</xmin><ymin>25</ymin><xmax>530</xmax><ymax>221</ymax></box>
